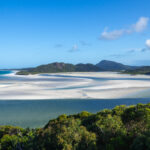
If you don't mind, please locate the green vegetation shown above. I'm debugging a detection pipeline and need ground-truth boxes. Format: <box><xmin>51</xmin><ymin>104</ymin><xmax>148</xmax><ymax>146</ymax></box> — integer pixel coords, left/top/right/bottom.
<box><xmin>17</xmin><ymin>62</ymin><xmax>101</xmax><ymax>75</ymax></box>
<box><xmin>122</xmin><ymin>66</ymin><xmax>150</xmax><ymax>75</ymax></box>
<box><xmin>16</xmin><ymin>60</ymin><xmax>142</xmax><ymax>75</ymax></box>
<box><xmin>1</xmin><ymin>103</ymin><xmax>150</xmax><ymax>149</ymax></box>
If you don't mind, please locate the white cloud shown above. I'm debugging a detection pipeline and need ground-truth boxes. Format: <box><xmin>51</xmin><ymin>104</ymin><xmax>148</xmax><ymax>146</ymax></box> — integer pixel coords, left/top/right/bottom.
<box><xmin>101</xmin><ymin>29</ymin><xmax>125</xmax><ymax>40</ymax></box>
<box><xmin>133</xmin><ymin>17</ymin><xmax>149</xmax><ymax>32</ymax></box>
<box><xmin>100</xmin><ymin>17</ymin><xmax>149</xmax><ymax>40</ymax></box>
<box><xmin>127</xmin><ymin>38</ymin><xmax>150</xmax><ymax>53</ymax></box>
<box><xmin>146</xmin><ymin>39</ymin><xmax>150</xmax><ymax>49</ymax></box>
<box><xmin>69</xmin><ymin>44</ymin><xmax>79</xmax><ymax>52</ymax></box>
<box><xmin>126</xmin><ymin>39</ymin><xmax>150</xmax><ymax>53</ymax></box>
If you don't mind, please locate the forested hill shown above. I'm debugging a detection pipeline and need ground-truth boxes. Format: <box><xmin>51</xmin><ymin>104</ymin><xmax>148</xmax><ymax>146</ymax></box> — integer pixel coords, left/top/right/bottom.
<box><xmin>1</xmin><ymin>103</ymin><xmax>150</xmax><ymax>149</ymax></box>
<box><xmin>16</xmin><ymin>62</ymin><xmax>101</xmax><ymax>75</ymax></box>
<box><xmin>122</xmin><ymin>66</ymin><xmax>150</xmax><ymax>75</ymax></box>
<box><xmin>96</xmin><ymin>60</ymin><xmax>137</xmax><ymax>71</ymax></box>
<box><xmin>16</xmin><ymin>60</ymin><xmax>138</xmax><ymax>75</ymax></box>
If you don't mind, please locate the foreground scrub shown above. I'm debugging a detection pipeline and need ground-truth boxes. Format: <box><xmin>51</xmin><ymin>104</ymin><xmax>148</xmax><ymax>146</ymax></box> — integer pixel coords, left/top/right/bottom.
<box><xmin>1</xmin><ymin>103</ymin><xmax>150</xmax><ymax>150</ymax></box>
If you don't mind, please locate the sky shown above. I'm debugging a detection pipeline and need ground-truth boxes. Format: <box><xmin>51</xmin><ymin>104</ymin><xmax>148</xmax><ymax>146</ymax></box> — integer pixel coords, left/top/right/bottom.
<box><xmin>0</xmin><ymin>0</ymin><xmax>150</xmax><ymax>68</ymax></box>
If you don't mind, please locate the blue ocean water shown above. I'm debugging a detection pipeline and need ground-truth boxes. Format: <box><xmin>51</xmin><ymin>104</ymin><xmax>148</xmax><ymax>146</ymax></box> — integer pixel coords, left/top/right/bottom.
<box><xmin>0</xmin><ymin>71</ymin><xmax>150</xmax><ymax>128</ymax></box>
<box><xmin>0</xmin><ymin>70</ymin><xmax>12</xmax><ymax>75</ymax></box>
<box><xmin>0</xmin><ymin>70</ymin><xmax>13</xmax><ymax>81</ymax></box>
<box><xmin>0</xmin><ymin>98</ymin><xmax>150</xmax><ymax>128</ymax></box>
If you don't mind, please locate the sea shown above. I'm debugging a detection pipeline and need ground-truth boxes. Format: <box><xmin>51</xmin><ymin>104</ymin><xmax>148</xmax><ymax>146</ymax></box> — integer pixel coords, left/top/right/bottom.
<box><xmin>0</xmin><ymin>70</ymin><xmax>150</xmax><ymax>128</ymax></box>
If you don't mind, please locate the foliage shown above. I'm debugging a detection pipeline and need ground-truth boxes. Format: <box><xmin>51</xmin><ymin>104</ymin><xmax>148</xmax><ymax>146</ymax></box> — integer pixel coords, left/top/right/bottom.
<box><xmin>1</xmin><ymin>103</ymin><xmax>150</xmax><ymax>149</ymax></box>
<box><xmin>16</xmin><ymin>62</ymin><xmax>101</xmax><ymax>75</ymax></box>
<box><xmin>122</xmin><ymin>66</ymin><xmax>150</xmax><ymax>75</ymax></box>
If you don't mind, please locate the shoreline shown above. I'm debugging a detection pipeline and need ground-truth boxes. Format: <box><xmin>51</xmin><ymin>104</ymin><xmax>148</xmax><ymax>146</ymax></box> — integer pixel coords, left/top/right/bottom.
<box><xmin>0</xmin><ymin>71</ymin><xmax>150</xmax><ymax>100</ymax></box>
<box><xmin>0</xmin><ymin>97</ymin><xmax>150</xmax><ymax>101</ymax></box>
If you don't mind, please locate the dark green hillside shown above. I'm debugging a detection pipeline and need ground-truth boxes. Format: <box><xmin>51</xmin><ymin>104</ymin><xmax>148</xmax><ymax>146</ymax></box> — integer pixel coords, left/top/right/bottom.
<box><xmin>16</xmin><ymin>60</ymin><xmax>150</xmax><ymax>75</ymax></box>
<box><xmin>29</xmin><ymin>62</ymin><xmax>76</xmax><ymax>73</ymax></box>
<box><xmin>17</xmin><ymin>62</ymin><xmax>76</xmax><ymax>75</ymax></box>
<box><xmin>75</xmin><ymin>63</ymin><xmax>100</xmax><ymax>72</ymax></box>
<box><xmin>17</xmin><ymin>62</ymin><xmax>101</xmax><ymax>75</ymax></box>
<box><xmin>96</xmin><ymin>60</ymin><xmax>137</xmax><ymax>71</ymax></box>
<box><xmin>1</xmin><ymin>103</ymin><xmax>150</xmax><ymax>149</ymax></box>
<box><xmin>123</xmin><ymin>66</ymin><xmax>150</xmax><ymax>75</ymax></box>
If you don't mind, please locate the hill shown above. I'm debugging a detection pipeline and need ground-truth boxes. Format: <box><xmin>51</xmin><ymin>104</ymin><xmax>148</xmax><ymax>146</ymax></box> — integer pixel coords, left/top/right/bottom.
<box><xmin>0</xmin><ymin>103</ymin><xmax>150</xmax><ymax>149</ymax></box>
<box><xmin>96</xmin><ymin>60</ymin><xmax>137</xmax><ymax>71</ymax></box>
<box><xmin>75</xmin><ymin>63</ymin><xmax>100</xmax><ymax>72</ymax></box>
<box><xmin>17</xmin><ymin>62</ymin><xmax>101</xmax><ymax>75</ymax></box>
<box><xmin>123</xmin><ymin>66</ymin><xmax>150</xmax><ymax>75</ymax></box>
<box><xmin>16</xmin><ymin>60</ymin><xmax>145</xmax><ymax>75</ymax></box>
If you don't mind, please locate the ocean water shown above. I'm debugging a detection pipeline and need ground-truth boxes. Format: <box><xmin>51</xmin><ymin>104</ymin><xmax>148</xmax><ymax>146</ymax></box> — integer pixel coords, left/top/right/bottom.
<box><xmin>0</xmin><ymin>70</ymin><xmax>150</xmax><ymax>128</ymax></box>
<box><xmin>0</xmin><ymin>70</ymin><xmax>12</xmax><ymax>80</ymax></box>
<box><xmin>0</xmin><ymin>70</ymin><xmax>12</xmax><ymax>75</ymax></box>
<box><xmin>0</xmin><ymin>99</ymin><xmax>150</xmax><ymax>128</ymax></box>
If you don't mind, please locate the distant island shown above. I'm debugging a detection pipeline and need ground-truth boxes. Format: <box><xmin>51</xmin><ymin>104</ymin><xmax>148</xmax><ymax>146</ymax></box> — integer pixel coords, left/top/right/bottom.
<box><xmin>96</xmin><ymin>60</ymin><xmax>137</xmax><ymax>71</ymax></box>
<box><xmin>16</xmin><ymin>63</ymin><xmax>101</xmax><ymax>75</ymax></box>
<box><xmin>16</xmin><ymin>60</ymin><xmax>140</xmax><ymax>75</ymax></box>
<box><xmin>122</xmin><ymin>66</ymin><xmax>150</xmax><ymax>75</ymax></box>
<box><xmin>15</xmin><ymin>60</ymin><xmax>150</xmax><ymax>75</ymax></box>
<box><xmin>0</xmin><ymin>103</ymin><xmax>150</xmax><ymax>150</ymax></box>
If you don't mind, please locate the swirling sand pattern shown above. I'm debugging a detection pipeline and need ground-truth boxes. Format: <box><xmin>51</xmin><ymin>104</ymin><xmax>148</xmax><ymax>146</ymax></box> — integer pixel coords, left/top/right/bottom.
<box><xmin>0</xmin><ymin>71</ymin><xmax>150</xmax><ymax>99</ymax></box>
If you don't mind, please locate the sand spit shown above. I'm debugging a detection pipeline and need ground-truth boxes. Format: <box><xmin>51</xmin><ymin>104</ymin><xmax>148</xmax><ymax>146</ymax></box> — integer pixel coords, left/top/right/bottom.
<box><xmin>0</xmin><ymin>72</ymin><xmax>150</xmax><ymax>100</ymax></box>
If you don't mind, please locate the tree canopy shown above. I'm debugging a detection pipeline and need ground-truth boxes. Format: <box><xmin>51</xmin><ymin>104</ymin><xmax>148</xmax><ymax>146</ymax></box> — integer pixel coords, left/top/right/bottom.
<box><xmin>1</xmin><ymin>103</ymin><xmax>150</xmax><ymax>149</ymax></box>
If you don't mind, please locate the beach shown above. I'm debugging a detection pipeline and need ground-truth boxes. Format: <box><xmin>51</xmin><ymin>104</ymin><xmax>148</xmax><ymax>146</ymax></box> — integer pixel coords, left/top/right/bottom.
<box><xmin>0</xmin><ymin>71</ymin><xmax>150</xmax><ymax>100</ymax></box>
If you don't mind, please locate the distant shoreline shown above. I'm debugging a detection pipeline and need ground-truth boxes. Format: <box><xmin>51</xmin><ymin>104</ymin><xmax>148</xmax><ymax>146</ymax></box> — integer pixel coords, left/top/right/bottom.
<box><xmin>0</xmin><ymin>72</ymin><xmax>150</xmax><ymax>100</ymax></box>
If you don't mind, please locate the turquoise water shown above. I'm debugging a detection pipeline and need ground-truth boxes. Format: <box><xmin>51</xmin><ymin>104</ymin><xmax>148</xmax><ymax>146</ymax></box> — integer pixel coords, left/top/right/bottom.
<box><xmin>0</xmin><ymin>70</ymin><xmax>13</xmax><ymax>80</ymax></box>
<box><xmin>0</xmin><ymin>71</ymin><xmax>150</xmax><ymax>128</ymax></box>
<box><xmin>0</xmin><ymin>98</ymin><xmax>150</xmax><ymax>128</ymax></box>
<box><xmin>0</xmin><ymin>70</ymin><xmax>12</xmax><ymax>75</ymax></box>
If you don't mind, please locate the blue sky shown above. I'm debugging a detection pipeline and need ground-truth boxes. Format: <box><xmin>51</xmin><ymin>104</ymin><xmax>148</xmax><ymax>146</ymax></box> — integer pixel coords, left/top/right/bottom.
<box><xmin>0</xmin><ymin>0</ymin><xmax>150</xmax><ymax>68</ymax></box>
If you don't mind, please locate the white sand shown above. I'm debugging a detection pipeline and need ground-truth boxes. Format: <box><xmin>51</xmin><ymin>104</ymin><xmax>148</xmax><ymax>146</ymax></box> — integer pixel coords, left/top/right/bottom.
<box><xmin>0</xmin><ymin>71</ymin><xmax>150</xmax><ymax>99</ymax></box>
